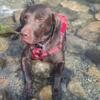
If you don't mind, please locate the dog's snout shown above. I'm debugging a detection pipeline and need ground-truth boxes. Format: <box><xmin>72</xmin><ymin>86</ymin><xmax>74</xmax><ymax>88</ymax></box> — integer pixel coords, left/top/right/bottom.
<box><xmin>20</xmin><ymin>32</ymin><xmax>28</xmax><ymax>36</ymax></box>
<box><xmin>21</xmin><ymin>24</ymin><xmax>33</xmax><ymax>35</ymax></box>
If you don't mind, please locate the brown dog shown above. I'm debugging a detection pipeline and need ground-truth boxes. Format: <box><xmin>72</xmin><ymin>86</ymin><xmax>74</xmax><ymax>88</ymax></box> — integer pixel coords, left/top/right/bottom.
<box><xmin>20</xmin><ymin>4</ymin><xmax>68</xmax><ymax>100</ymax></box>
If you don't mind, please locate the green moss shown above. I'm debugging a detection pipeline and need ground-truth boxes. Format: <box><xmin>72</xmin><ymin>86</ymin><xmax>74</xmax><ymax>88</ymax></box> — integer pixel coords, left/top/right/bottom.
<box><xmin>0</xmin><ymin>24</ymin><xmax>14</xmax><ymax>37</ymax></box>
<box><xmin>0</xmin><ymin>24</ymin><xmax>5</xmax><ymax>32</ymax></box>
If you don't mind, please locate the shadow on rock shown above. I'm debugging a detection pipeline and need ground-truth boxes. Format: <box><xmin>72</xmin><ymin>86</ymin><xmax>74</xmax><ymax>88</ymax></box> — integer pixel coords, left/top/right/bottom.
<box><xmin>85</xmin><ymin>48</ymin><xmax>100</xmax><ymax>65</ymax></box>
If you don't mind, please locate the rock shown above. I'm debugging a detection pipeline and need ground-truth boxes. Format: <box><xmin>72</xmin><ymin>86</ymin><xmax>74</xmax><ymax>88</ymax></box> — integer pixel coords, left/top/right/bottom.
<box><xmin>6</xmin><ymin>56</ymin><xmax>20</xmax><ymax>73</ymax></box>
<box><xmin>6</xmin><ymin>39</ymin><xmax>24</xmax><ymax>57</ymax></box>
<box><xmin>39</xmin><ymin>85</ymin><xmax>52</xmax><ymax>100</ymax></box>
<box><xmin>66</xmin><ymin>35</ymin><xmax>95</xmax><ymax>54</ymax></box>
<box><xmin>68</xmin><ymin>79</ymin><xmax>86</xmax><ymax>97</ymax></box>
<box><xmin>0</xmin><ymin>0</ymin><xmax>28</xmax><ymax>9</ymax></box>
<box><xmin>0</xmin><ymin>37</ymin><xmax>9</xmax><ymax>52</ymax></box>
<box><xmin>95</xmin><ymin>12</ymin><xmax>100</xmax><ymax>20</ymax></box>
<box><xmin>60</xmin><ymin>1</ymin><xmax>89</xmax><ymax>12</ymax></box>
<box><xmin>31</xmin><ymin>61</ymin><xmax>53</xmax><ymax>95</ymax></box>
<box><xmin>34</xmin><ymin>0</ymin><xmax>62</xmax><ymax>6</ymax></box>
<box><xmin>71</xmin><ymin>12</ymin><xmax>93</xmax><ymax>30</ymax></box>
<box><xmin>77</xmin><ymin>21</ymin><xmax>100</xmax><ymax>43</ymax></box>
<box><xmin>13</xmin><ymin>10</ymin><xmax>22</xmax><ymax>24</ymax></box>
<box><xmin>0</xmin><ymin>93</ymin><xmax>3</xmax><ymax>100</ymax></box>
<box><xmin>87</xmin><ymin>67</ymin><xmax>100</xmax><ymax>80</ymax></box>
<box><xmin>85</xmin><ymin>48</ymin><xmax>100</xmax><ymax>64</ymax></box>
<box><xmin>53</xmin><ymin>5</ymin><xmax>78</xmax><ymax>21</ymax></box>
<box><xmin>90</xmin><ymin>4</ymin><xmax>100</xmax><ymax>13</ymax></box>
<box><xmin>0</xmin><ymin>57</ymin><xmax>6</xmax><ymax>69</ymax></box>
<box><xmin>31</xmin><ymin>98</ymin><xmax>37</xmax><ymax>100</ymax></box>
<box><xmin>87</xmin><ymin>0</ymin><xmax>100</xmax><ymax>3</ymax></box>
<box><xmin>0</xmin><ymin>79</ymin><xmax>9</xmax><ymax>88</ymax></box>
<box><xmin>32</xmin><ymin>61</ymin><xmax>53</xmax><ymax>78</ymax></box>
<box><xmin>0</xmin><ymin>10</ymin><xmax>22</xmax><ymax>36</ymax></box>
<box><xmin>34</xmin><ymin>0</ymin><xmax>47</xmax><ymax>4</ymax></box>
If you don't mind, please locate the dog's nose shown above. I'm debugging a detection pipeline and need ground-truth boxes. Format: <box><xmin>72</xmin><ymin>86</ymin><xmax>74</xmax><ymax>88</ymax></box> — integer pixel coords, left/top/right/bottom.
<box><xmin>20</xmin><ymin>32</ymin><xmax>28</xmax><ymax>36</ymax></box>
<box><xmin>20</xmin><ymin>24</ymin><xmax>33</xmax><ymax>36</ymax></box>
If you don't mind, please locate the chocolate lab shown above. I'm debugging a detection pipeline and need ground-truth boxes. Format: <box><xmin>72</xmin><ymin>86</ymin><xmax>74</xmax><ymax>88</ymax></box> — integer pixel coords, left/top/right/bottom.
<box><xmin>20</xmin><ymin>4</ymin><xmax>68</xmax><ymax>100</ymax></box>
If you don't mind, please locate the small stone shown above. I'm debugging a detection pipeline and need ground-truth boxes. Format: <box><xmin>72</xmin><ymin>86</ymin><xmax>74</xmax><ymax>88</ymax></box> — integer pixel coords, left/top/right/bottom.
<box><xmin>68</xmin><ymin>79</ymin><xmax>86</xmax><ymax>97</ymax></box>
<box><xmin>66</xmin><ymin>35</ymin><xmax>94</xmax><ymax>54</ymax></box>
<box><xmin>0</xmin><ymin>94</ymin><xmax>3</xmax><ymax>100</ymax></box>
<box><xmin>39</xmin><ymin>85</ymin><xmax>52</xmax><ymax>100</ymax></box>
<box><xmin>60</xmin><ymin>1</ymin><xmax>89</xmax><ymax>12</ymax></box>
<box><xmin>88</xmin><ymin>0</ymin><xmax>100</xmax><ymax>3</ymax></box>
<box><xmin>0</xmin><ymin>37</ymin><xmax>9</xmax><ymax>52</ymax></box>
<box><xmin>0</xmin><ymin>57</ymin><xmax>6</xmax><ymax>69</ymax></box>
<box><xmin>0</xmin><ymin>79</ymin><xmax>9</xmax><ymax>88</ymax></box>
<box><xmin>32</xmin><ymin>61</ymin><xmax>53</xmax><ymax>78</ymax></box>
<box><xmin>87</xmin><ymin>67</ymin><xmax>100</xmax><ymax>80</ymax></box>
<box><xmin>31</xmin><ymin>98</ymin><xmax>37</xmax><ymax>100</ymax></box>
<box><xmin>13</xmin><ymin>10</ymin><xmax>22</xmax><ymax>24</ymax></box>
<box><xmin>95</xmin><ymin>12</ymin><xmax>100</xmax><ymax>20</ymax></box>
<box><xmin>77</xmin><ymin>21</ymin><xmax>100</xmax><ymax>43</ymax></box>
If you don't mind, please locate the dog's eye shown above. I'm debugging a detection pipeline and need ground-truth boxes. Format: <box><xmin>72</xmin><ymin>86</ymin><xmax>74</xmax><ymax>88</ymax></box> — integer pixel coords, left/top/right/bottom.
<box><xmin>23</xmin><ymin>15</ymin><xmax>29</xmax><ymax>20</ymax></box>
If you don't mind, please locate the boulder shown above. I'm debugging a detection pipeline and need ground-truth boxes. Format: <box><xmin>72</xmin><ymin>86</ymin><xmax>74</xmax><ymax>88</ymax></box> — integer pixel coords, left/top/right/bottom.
<box><xmin>87</xmin><ymin>66</ymin><xmax>100</xmax><ymax>80</ymax></box>
<box><xmin>39</xmin><ymin>85</ymin><xmax>52</xmax><ymax>100</ymax></box>
<box><xmin>95</xmin><ymin>12</ymin><xmax>100</xmax><ymax>20</ymax></box>
<box><xmin>87</xmin><ymin>0</ymin><xmax>100</xmax><ymax>3</ymax></box>
<box><xmin>66</xmin><ymin>35</ymin><xmax>95</xmax><ymax>54</ymax></box>
<box><xmin>68</xmin><ymin>79</ymin><xmax>86</xmax><ymax>97</ymax></box>
<box><xmin>85</xmin><ymin>48</ymin><xmax>100</xmax><ymax>64</ymax></box>
<box><xmin>77</xmin><ymin>21</ymin><xmax>100</xmax><ymax>43</ymax></box>
<box><xmin>60</xmin><ymin>1</ymin><xmax>89</xmax><ymax>13</ymax></box>
<box><xmin>0</xmin><ymin>37</ymin><xmax>9</xmax><ymax>52</ymax></box>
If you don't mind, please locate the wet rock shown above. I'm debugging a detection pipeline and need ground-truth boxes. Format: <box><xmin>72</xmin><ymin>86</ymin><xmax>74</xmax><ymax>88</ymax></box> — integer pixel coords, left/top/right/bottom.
<box><xmin>6</xmin><ymin>39</ymin><xmax>24</xmax><ymax>57</ymax></box>
<box><xmin>32</xmin><ymin>61</ymin><xmax>53</xmax><ymax>78</ymax></box>
<box><xmin>6</xmin><ymin>56</ymin><xmax>20</xmax><ymax>73</ymax></box>
<box><xmin>34</xmin><ymin>0</ymin><xmax>47</xmax><ymax>4</ymax></box>
<box><xmin>85</xmin><ymin>48</ymin><xmax>100</xmax><ymax>64</ymax></box>
<box><xmin>89</xmin><ymin>4</ymin><xmax>100</xmax><ymax>13</ymax></box>
<box><xmin>0</xmin><ymin>9</ymin><xmax>23</xmax><ymax>37</ymax></box>
<box><xmin>66</xmin><ymin>35</ymin><xmax>95</xmax><ymax>54</ymax></box>
<box><xmin>77</xmin><ymin>21</ymin><xmax>100</xmax><ymax>43</ymax></box>
<box><xmin>87</xmin><ymin>0</ymin><xmax>100</xmax><ymax>3</ymax></box>
<box><xmin>87</xmin><ymin>67</ymin><xmax>100</xmax><ymax>80</ymax></box>
<box><xmin>60</xmin><ymin>1</ymin><xmax>89</xmax><ymax>13</ymax></box>
<box><xmin>53</xmin><ymin>5</ymin><xmax>78</xmax><ymax>21</ymax></box>
<box><xmin>64</xmin><ymin>53</ymin><xmax>95</xmax><ymax>80</ymax></box>
<box><xmin>0</xmin><ymin>93</ymin><xmax>3</xmax><ymax>100</ymax></box>
<box><xmin>68</xmin><ymin>79</ymin><xmax>86</xmax><ymax>97</ymax></box>
<box><xmin>71</xmin><ymin>12</ymin><xmax>93</xmax><ymax>31</ymax></box>
<box><xmin>0</xmin><ymin>37</ymin><xmax>9</xmax><ymax>52</ymax></box>
<box><xmin>95</xmin><ymin>12</ymin><xmax>100</xmax><ymax>20</ymax></box>
<box><xmin>31</xmin><ymin>98</ymin><xmax>37</xmax><ymax>100</ymax></box>
<box><xmin>0</xmin><ymin>0</ymin><xmax>28</xmax><ymax>9</ymax></box>
<box><xmin>39</xmin><ymin>85</ymin><xmax>52</xmax><ymax>100</ymax></box>
<box><xmin>65</xmin><ymin>53</ymin><xmax>99</xmax><ymax>100</ymax></box>
<box><xmin>31</xmin><ymin>61</ymin><xmax>53</xmax><ymax>96</ymax></box>
<box><xmin>0</xmin><ymin>79</ymin><xmax>9</xmax><ymax>89</ymax></box>
<box><xmin>0</xmin><ymin>57</ymin><xmax>6</xmax><ymax>69</ymax></box>
<box><xmin>13</xmin><ymin>10</ymin><xmax>22</xmax><ymax>24</ymax></box>
<box><xmin>0</xmin><ymin>90</ymin><xmax>12</xmax><ymax>100</ymax></box>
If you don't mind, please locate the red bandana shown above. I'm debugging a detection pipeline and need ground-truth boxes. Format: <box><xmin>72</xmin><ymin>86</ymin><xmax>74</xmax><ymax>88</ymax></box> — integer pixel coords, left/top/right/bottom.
<box><xmin>32</xmin><ymin>13</ymin><xmax>68</xmax><ymax>60</ymax></box>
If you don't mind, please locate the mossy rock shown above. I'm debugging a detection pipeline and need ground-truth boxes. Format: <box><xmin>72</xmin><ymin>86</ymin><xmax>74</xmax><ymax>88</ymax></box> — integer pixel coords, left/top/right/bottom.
<box><xmin>0</xmin><ymin>37</ymin><xmax>9</xmax><ymax>52</ymax></box>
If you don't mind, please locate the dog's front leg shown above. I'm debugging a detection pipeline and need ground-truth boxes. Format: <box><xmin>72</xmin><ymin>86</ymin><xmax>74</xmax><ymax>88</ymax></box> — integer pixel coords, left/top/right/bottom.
<box><xmin>21</xmin><ymin>46</ymin><xmax>33</xmax><ymax>98</ymax></box>
<box><xmin>53</xmin><ymin>62</ymin><xmax>64</xmax><ymax>100</ymax></box>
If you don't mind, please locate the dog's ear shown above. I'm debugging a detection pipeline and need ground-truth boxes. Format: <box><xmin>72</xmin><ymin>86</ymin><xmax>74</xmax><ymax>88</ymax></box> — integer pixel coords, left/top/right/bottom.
<box><xmin>44</xmin><ymin>13</ymin><xmax>56</xmax><ymax>36</ymax></box>
<box><xmin>52</xmin><ymin>13</ymin><xmax>56</xmax><ymax>24</ymax></box>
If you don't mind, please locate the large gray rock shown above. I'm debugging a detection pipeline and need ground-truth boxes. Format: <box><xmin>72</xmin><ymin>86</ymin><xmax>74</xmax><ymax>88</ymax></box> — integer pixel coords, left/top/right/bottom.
<box><xmin>66</xmin><ymin>35</ymin><xmax>95</xmax><ymax>54</ymax></box>
<box><xmin>77</xmin><ymin>21</ymin><xmax>100</xmax><ymax>43</ymax></box>
<box><xmin>87</xmin><ymin>0</ymin><xmax>100</xmax><ymax>3</ymax></box>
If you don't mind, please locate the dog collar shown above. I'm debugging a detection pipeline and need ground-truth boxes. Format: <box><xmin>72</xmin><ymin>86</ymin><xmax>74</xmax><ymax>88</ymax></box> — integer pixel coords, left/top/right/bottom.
<box><xmin>32</xmin><ymin>13</ymin><xmax>68</xmax><ymax>60</ymax></box>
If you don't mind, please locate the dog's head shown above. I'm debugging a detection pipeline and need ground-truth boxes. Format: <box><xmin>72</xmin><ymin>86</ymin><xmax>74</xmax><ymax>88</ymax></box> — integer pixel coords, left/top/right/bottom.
<box><xmin>20</xmin><ymin>4</ymin><xmax>56</xmax><ymax>45</ymax></box>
